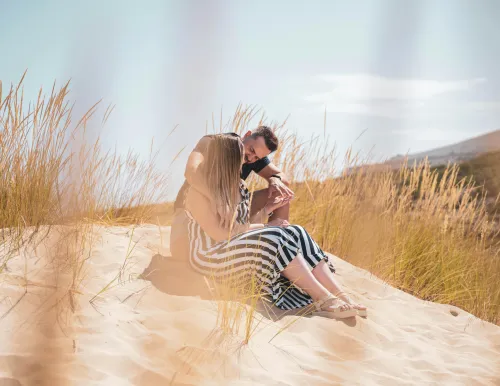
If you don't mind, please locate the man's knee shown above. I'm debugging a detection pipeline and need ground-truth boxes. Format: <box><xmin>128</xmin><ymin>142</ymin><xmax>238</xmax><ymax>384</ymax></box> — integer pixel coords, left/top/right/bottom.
<box><xmin>249</xmin><ymin>188</ymin><xmax>269</xmax><ymax>214</ymax></box>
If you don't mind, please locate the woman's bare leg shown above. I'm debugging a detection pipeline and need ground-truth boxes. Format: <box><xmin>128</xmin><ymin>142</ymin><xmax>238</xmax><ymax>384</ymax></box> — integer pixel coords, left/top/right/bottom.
<box><xmin>281</xmin><ymin>254</ymin><xmax>354</xmax><ymax>316</ymax></box>
<box><xmin>280</xmin><ymin>253</ymin><xmax>330</xmax><ymax>302</ymax></box>
<box><xmin>312</xmin><ymin>260</ymin><xmax>367</xmax><ymax>313</ymax></box>
<box><xmin>311</xmin><ymin>260</ymin><xmax>344</xmax><ymax>294</ymax></box>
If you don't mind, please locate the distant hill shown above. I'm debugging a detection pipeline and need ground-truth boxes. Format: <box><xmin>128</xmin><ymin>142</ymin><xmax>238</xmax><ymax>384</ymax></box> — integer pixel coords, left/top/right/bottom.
<box><xmin>386</xmin><ymin>129</ymin><xmax>500</xmax><ymax>168</ymax></box>
<box><xmin>345</xmin><ymin>130</ymin><xmax>500</xmax><ymax>214</ymax></box>
<box><xmin>433</xmin><ymin>150</ymin><xmax>500</xmax><ymax>213</ymax></box>
<box><xmin>346</xmin><ymin>129</ymin><xmax>500</xmax><ymax>175</ymax></box>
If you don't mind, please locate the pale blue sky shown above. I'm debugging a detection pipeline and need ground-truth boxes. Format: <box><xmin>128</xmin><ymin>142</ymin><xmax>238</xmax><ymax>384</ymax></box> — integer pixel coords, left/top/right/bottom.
<box><xmin>2</xmin><ymin>0</ymin><xmax>500</xmax><ymax>198</ymax></box>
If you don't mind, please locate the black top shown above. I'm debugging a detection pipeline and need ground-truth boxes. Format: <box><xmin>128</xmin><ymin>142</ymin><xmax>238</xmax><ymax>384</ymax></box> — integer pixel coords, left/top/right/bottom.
<box><xmin>173</xmin><ymin>133</ymin><xmax>271</xmax><ymax>210</ymax></box>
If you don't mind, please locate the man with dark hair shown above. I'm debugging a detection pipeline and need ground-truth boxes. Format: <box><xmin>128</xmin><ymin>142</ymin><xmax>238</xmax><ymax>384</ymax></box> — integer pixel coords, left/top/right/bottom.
<box><xmin>171</xmin><ymin>126</ymin><xmax>294</xmax><ymax>257</ymax></box>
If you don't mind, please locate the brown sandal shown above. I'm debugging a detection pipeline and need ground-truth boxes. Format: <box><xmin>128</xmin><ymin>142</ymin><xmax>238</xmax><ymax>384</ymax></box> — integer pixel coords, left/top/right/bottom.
<box><xmin>334</xmin><ymin>291</ymin><xmax>368</xmax><ymax>317</ymax></box>
<box><xmin>312</xmin><ymin>294</ymin><xmax>357</xmax><ymax>319</ymax></box>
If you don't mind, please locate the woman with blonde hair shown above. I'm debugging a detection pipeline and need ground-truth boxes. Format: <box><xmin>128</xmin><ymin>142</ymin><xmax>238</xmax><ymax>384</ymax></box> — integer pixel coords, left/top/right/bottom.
<box><xmin>183</xmin><ymin>134</ymin><xmax>367</xmax><ymax>317</ymax></box>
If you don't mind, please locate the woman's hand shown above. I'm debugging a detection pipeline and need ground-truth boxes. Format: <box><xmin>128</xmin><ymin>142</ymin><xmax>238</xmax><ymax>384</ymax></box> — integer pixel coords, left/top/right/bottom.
<box><xmin>266</xmin><ymin>218</ymin><xmax>290</xmax><ymax>227</ymax></box>
<box><xmin>264</xmin><ymin>195</ymin><xmax>292</xmax><ymax>216</ymax></box>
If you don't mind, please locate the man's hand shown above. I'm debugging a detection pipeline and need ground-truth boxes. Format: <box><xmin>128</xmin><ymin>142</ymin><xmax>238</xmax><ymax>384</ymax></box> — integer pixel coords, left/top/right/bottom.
<box><xmin>268</xmin><ymin>177</ymin><xmax>294</xmax><ymax>200</ymax></box>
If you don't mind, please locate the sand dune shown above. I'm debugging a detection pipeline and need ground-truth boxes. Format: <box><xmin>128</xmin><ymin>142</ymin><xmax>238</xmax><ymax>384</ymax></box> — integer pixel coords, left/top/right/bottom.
<box><xmin>1</xmin><ymin>225</ymin><xmax>499</xmax><ymax>385</ymax></box>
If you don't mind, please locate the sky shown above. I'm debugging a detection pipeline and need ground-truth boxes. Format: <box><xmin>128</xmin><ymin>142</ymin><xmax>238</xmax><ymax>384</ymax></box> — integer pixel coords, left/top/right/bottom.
<box><xmin>1</xmin><ymin>0</ymin><xmax>500</xmax><ymax>198</ymax></box>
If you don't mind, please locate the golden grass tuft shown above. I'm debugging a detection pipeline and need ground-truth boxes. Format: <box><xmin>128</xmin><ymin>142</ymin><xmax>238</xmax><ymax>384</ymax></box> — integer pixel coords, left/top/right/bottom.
<box><xmin>284</xmin><ymin>137</ymin><xmax>500</xmax><ymax>325</ymax></box>
<box><xmin>0</xmin><ymin>73</ymin><xmax>169</xmax><ymax>296</ymax></box>
<box><xmin>0</xmin><ymin>73</ymin><xmax>169</xmax><ymax>382</ymax></box>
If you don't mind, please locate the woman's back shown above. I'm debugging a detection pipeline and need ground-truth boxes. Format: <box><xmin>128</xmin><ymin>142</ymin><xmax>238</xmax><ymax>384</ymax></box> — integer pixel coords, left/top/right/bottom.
<box><xmin>185</xmin><ymin>181</ymin><xmax>250</xmax><ymax>243</ymax></box>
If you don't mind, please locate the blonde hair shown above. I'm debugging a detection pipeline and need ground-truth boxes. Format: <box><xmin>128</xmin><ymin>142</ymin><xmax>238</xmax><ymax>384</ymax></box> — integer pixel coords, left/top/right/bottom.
<box><xmin>203</xmin><ymin>134</ymin><xmax>243</xmax><ymax>220</ymax></box>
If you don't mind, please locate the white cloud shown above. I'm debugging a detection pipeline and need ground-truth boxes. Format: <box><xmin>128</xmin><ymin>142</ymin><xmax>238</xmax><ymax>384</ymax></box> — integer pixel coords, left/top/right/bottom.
<box><xmin>307</xmin><ymin>74</ymin><xmax>485</xmax><ymax>101</ymax></box>
<box><xmin>391</xmin><ymin>128</ymin><xmax>469</xmax><ymax>142</ymax></box>
<box><xmin>304</xmin><ymin>74</ymin><xmax>487</xmax><ymax>119</ymax></box>
<box><xmin>320</xmin><ymin>100</ymin><xmax>422</xmax><ymax>119</ymax></box>
<box><xmin>467</xmin><ymin>101</ymin><xmax>500</xmax><ymax>111</ymax></box>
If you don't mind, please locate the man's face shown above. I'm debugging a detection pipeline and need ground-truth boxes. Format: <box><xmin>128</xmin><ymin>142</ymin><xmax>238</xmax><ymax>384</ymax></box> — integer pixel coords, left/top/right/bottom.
<box><xmin>241</xmin><ymin>131</ymin><xmax>271</xmax><ymax>164</ymax></box>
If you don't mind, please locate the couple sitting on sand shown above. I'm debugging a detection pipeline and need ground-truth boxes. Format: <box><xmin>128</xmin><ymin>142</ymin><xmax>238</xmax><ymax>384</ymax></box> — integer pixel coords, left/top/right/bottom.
<box><xmin>171</xmin><ymin>126</ymin><xmax>367</xmax><ymax>318</ymax></box>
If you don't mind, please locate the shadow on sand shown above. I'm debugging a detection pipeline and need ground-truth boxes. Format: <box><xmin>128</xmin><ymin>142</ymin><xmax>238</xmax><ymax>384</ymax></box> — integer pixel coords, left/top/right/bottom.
<box><xmin>139</xmin><ymin>253</ymin><xmax>357</xmax><ymax>326</ymax></box>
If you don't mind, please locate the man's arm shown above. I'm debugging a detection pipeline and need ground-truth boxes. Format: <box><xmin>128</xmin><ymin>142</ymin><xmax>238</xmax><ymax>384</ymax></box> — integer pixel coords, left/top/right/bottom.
<box><xmin>256</xmin><ymin>162</ymin><xmax>290</xmax><ymax>185</ymax></box>
<box><xmin>256</xmin><ymin>162</ymin><xmax>294</xmax><ymax>198</ymax></box>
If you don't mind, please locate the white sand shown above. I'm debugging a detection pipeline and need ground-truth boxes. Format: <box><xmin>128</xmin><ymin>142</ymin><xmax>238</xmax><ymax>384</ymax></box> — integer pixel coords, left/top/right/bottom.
<box><xmin>1</xmin><ymin>224</ymin><xmax>499</xmax><ymax>385</ymax></box>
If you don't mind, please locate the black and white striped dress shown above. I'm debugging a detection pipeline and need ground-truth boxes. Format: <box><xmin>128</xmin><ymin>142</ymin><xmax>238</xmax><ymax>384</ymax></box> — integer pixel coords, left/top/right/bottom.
<box><xmin>185</xmin><ymin>181</ymin><xmax>336</xmax><ymax>310</ymax></box>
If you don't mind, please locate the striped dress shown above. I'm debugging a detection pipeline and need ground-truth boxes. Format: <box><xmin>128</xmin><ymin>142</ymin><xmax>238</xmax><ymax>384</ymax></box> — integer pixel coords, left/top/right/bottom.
<box><xmin>185</xmin><ymin>181</ymin><xmax>336</xmax><ymax>310</ymax></box>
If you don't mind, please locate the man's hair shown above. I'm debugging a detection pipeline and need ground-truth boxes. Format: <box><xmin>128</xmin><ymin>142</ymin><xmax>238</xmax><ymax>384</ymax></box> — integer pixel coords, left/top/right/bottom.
<box><xmin>251</xmin><ymin>126</ymin><xmax>278</xmax><ymax>153</ymax></box>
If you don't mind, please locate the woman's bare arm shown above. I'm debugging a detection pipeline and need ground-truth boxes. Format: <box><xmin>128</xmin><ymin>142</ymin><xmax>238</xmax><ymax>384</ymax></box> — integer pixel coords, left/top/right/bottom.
<box><xmin>184</xmin><ymin>136</ymin><xmax>212</xmax><ymax>198</ymax></box>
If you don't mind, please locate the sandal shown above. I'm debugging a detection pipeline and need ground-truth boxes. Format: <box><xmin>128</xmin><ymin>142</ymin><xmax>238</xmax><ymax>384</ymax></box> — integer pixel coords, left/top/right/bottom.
<box><xmin>334</xmin><ymin>291</ymin><xmax>368</xmax><ymax>317</ymax></box>
<box><xmin>312</xmin><ymin>294</ymin><xmax>357</xmax><ymax>319</ymax></box>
